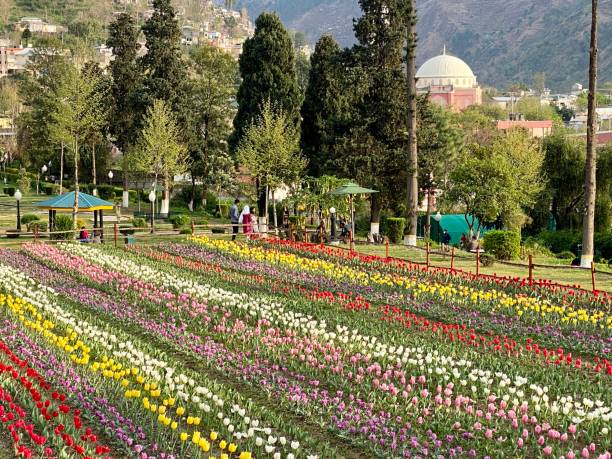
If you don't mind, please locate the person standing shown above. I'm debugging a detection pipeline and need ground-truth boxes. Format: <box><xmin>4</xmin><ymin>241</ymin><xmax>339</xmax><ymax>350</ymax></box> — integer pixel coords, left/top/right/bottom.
<box><xmin>239</xmin><ymin>205</ymin><xmax>253</xmax><ymax>238</ymax></box>
<box><xmin>442</xmin><ymin>229</ymin><xmax>451</xmax><ymax>251</ymax></box>
<box><xmin>230</xmin><ymin>198</ymin><xmax>240</xmax><ymax>241</ymax></box>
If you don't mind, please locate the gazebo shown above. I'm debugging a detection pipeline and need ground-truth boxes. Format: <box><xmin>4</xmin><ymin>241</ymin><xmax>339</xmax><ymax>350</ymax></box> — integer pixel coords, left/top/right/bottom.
<box><xmin>36</xmin><ymin>191</ymin><xmax>114</xmax><ymax>237</ymax></box>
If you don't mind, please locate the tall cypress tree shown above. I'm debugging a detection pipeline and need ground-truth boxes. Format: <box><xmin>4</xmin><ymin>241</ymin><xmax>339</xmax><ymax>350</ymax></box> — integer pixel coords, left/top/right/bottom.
<box><xmin>231</xmin><ymin>12</ymin><xmax>301</xmax><ymax>152</ymax></box>
<box><xmin>139</xmin><ymin>0</ymin><xmax>186</xmax><ymax>113</ymax></box>
<box><xmin>300</xmin><ymin>34</ymin><xmax>343</xmax><ymax>177</ymax></box>
<box><xmin>107</xmin><ymin>13</ymin><xmax>142</xmax><ymax>207</ymax></box>
<box><xmin>345</xmin><ymin>0</ymin><xmax>413</xmax><ymax>234</ymax></box>
<box><xmin>107</xmin><ymin>13</ymin><xmax>141</xmax><ymax>152</ymax></box>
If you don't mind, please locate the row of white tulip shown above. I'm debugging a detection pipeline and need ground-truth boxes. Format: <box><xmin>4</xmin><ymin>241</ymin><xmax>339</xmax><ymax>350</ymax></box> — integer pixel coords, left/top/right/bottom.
<box><xmin>62</xmin><ymin>244</ymin><xmax>612</xmax><ymax>429</ymax></box>
<box><xmin>0</xmin><ymin>260</ymin><xmax>304</xmax><ymax>458</ymax></box>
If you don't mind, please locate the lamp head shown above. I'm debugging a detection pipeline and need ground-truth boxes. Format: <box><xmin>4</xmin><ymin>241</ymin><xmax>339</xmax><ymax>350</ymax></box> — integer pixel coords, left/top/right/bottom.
<box><xmin>14</xmin><ymin>189</ymin><xmax>22</xmax><ymax>202</ymax></box>
<box><xmin>148</xmin><ymin>190</ymin><xmax>156</xmax><ymax>202</ymax></box>
<box><xmin>329</xmin><ymin>207</ymin><xmax>336</xmax><ymax>214</ymax></box>
<box><xmin>108</xmin><ymin>171</ymin><xmax>114</xmax><ymax>179</ymax></box>
<box><xmin>41</xmin><ymin>165</ymin><xmax>47</xmax><ymax>173</ymax></box>
<box><xmin>433</xmin><ymin>211</ymin><xmax>442</xmax><ymax>222</ymax></box>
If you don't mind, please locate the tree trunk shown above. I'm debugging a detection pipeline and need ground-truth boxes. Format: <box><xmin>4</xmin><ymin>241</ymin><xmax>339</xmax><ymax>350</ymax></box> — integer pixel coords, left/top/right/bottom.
<box><xmin>189</xmin><ymin>175</ymin><xmax>196</xmax><ymax>212</ymax></box>
<box><xmin>370</xmin><ymin>193</ymin><xmax>381</xmax><ymax>235</ymax></box>
<box><xmin>272</xmin><ymin>189</ymin><xmax>278</xmax><ymax>234</ymax></box>
<box><xmin>405</xmin><ymin>4</ymin><xmax>418</xmax><ymax>246</ymax></box>
<box><xmin>72</xmin><ymin>137</ymin><xmax>79</xmax><ymax>230</ymax></box>
<box><xmin>122</xmin><ymin>173</ymin><xmax>129</xmax><ymax>208</ymax></box>
<box><xmin>160</xmin><ymin>174</ymin><xmax>170</xmax><ymax>215</ymax></box>
<box><xmin>59</xmin><ymin>142</ymin><xmax>64</xmax><ymax>194</ymax></box>
<box><xmin>425</xmin><ymin>188</ymin><xmax>432</xmax><ymax>240</ymax></box>
<box><xmin>581</xmin><ymin>0</ymin><xmax>598</xmax><ymax>268</ymax></box>
<box><xmin>92</xmin><ymin>143</ymin><xmax>97</xmax><ymax>196</ymax></box>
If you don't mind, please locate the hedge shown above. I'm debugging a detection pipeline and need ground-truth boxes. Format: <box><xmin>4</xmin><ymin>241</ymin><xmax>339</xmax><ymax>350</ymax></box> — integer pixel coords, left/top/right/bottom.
<box><xmin>483</xmin><ymin>230</ymin><xmax>520</xmax><ymax>260</ymax></box>
<box><xmin>386</xmin><ymin>217</ymin><xmax>405</xmax><ymax>243</ymax></box>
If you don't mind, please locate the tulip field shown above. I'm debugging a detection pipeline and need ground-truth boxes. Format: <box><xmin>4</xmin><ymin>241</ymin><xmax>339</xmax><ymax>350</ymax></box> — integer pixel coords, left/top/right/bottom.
<box><xmin>0</xmin><ymin>238</ymin><xmax>610</xmax><ymax>459</ymax></box>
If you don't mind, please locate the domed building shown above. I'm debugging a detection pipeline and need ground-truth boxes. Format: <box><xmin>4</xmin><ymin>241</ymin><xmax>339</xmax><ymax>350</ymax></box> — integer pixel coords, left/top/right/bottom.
<box><xmin>416</xmin><ymin>47</ymin><xmax>482</xmax><ymax>112</ymax></box>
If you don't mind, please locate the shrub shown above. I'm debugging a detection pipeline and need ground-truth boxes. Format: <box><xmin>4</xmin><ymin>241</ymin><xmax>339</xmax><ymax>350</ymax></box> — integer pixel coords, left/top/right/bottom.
<box><xmin>4</xmin><ymin>187</ymin><xmax>15</xmax><ymax>196</ymax></box>
<box><xmin>168</xmin><ymin>214</ymin><xmax>191</xmax><ymax>229</ymax></box>
<box><xmin>44</xmin><ymin>185</ymin><xmax>53</xmax><ymax>195</ymax></box>
<box><xmin>131</xmin><ymin>217</ymin><xmax>147</xmax><ymax>228</ymax></box>
<box><xmin>537</xmin><ymin>230</ymin><xmax>581</xmax><ymax>254</ymax></box>
<box><xmin>20</xmin><ymin>214</ymin><xmax>40</xmax><ymax>225</ymax></box>
<box><xmin>16</xmin><ymin>168</ymin><xmax>31</xmax><ymax>193</ymax></box>
<box><xmin>483</xmin><ymin>230</ymin><xmax>520</xmax><ymax>260</ymax></box>
<box><xmin>479</xmin><ymin>253</ymin><xmax>495</xmax><ymax>267</ymax></box>
<box><xmin>179</xmin><ymin>227</ymin><xmax>192</xmax><ymax>235</ymax></box>
<box><xmin>96</xmin><ymin>184</ymin><xmax>115</xmax><ymax>201</ymax></box>
<box><xmin>27</xmin><ymin>221</ymin><xmax>47</xmax><ymax>233</ymax></box>
<box><xmin>194</xmin><ymin>218</ymin><xmax>209</xmax><ymax>226</ymax></box>
<box><xmin>211</xmin><ymin>228</ymin><xmax>225</xmax><ymax>234</ymax></box>
<box><xmin>594</xmin><ymin>232</ymin><xmax>612</xmax><ymax>260</ymax></box>
<box><xmin>386</xmin><ymin>217</ymin><xmax>405</xmax><ymax>243</ymax></box>
<box><xmin>555</xmin><ymin>250</ymin><xmax>576</xmax><ymax>260</ymax></box>
<box><xmin>52</xmin><ymin>215</ymin><xmax>74</xmax><ymax>240</ymax></box>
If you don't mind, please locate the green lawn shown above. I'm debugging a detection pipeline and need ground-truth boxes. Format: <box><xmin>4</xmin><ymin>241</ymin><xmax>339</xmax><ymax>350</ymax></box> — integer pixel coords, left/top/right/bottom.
<box><xmin>0</xmin><ymin>191</ymin><xmax>609</xmax><ymax>292</ymax></box>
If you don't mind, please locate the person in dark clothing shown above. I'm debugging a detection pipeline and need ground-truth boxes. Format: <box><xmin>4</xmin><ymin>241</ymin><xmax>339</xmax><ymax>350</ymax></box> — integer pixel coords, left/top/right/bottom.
<box><xmin>230</xmin><ymin>199</ymin><xmax>240</xmax><ymax>241</ymax></box>
<box><xmin>442</xmin><ymin>229</ymin><xmax>451</xmax><ymax>251</ymax></box>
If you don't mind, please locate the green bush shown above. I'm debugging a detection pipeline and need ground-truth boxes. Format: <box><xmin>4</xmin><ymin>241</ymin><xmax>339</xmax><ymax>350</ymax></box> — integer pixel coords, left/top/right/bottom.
<box><xmin>27</xmin><ymin>221</ymin><xmax>47</xmax><ymax>233</ymax></box>
<box><xmin>537</xmin><ymin>230</ymin><xmax>581</xmax><ymax>254</ymax></box>
<box><xmin>20</xmin><ymin>214</ymin><xmax>40</xmax><ymax>225</ymax></box>
<box><xmin>179</xmin><ymin>227</ymin><xmax>193</xmax><ymax>235</ymax></box>
<box><xmin>216</xmin><ymin>203</ymin><xmax>230</xmax><ymax>219</ymax></box>
<box><xmin>483</xmin><ymin>230</ymin><xmax>520</xmax><ymax>260</ymax></box>
<box><xmin>52</xmin><ymin>215</ymin><xmax>74</xmax><ymax>240</ymax></box>
<box><xmin>96</xmin><ymin>184</ymin><xmax>115</xmax><ymax>201</ymax></box>
<box><xmin>479</xmin><ymin>253</ymin><xmax>496</xmax><ymax>267</ymax></box>
<box><xmin>4</xmin><ymin>187</ymin><xmax>15</xmax><ymax>196</ymax></box>
<box><xmin>168</xmin><ymin>214</ymin><xmax>191</xmax><ymax>229</ymax></box>
<box><xmin>594</xmin><ymin>232</ymin><xmax>612</xmax><ymax>260</ymax></box>
<box><xmin>44</xmin><ymin>185</ymin><xmax>53</xmax><ymax>195</ymax></box>
<box><xmin>131</xmin><ymin>217</ymin><xmax>147</xmax><ymax>228</ymax></box>
<box><xmin>194</xmin><ymin>218</ymin><xmax>209</xmax><ymax>226</ymax></box>
<box><xmin>211</xmin><ymin>228</ymin><xmax>226</xmax><ymax>234</ymax></box>
<box><xmin>555</xmin><ymin>250</ymin><xmax>576</xmax><ymax>260</ymax></box>
<box><xmin>523</xmin><ymin>237</ymin><xmax>555</xmax><ymax>257</ymax></box>
<box><xmin>386</xmin><ymin>217</ymin><xmax>405</xmax><ymax>243</ymax></box>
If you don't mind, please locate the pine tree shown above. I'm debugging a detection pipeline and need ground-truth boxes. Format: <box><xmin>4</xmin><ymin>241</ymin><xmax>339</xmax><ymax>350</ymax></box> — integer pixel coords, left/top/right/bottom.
<box><xmin>231</xmin><ymin>12</ymin><xmax>301</xmax><ymax>153</ymax></box>
<box><xmin>336</xmin><ymin>0</ymin><xmax>414</xmax><ymax>235</ymax></box>
<box><xmin>300</xmin><ymin>34</ymin><xmax>343</xmax><ymax>177</ymax></box>
<box><xmin>139</xmin><ymin>0</ymin><xmax>186</xmax><ymax>114</ymax></box>
<box><xmin>107</xmin><ymin>12</ymin><xmax>142</xmax><ymax>207</ymax></box>
<box><xmin>107</xmin><ymin>13</ymin><xmax>141</xmax><ymax>152</ymax></box>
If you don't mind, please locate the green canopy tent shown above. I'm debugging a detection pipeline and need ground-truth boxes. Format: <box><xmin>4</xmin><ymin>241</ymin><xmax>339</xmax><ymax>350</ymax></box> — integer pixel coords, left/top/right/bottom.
<box><xmin>418</xmin><ymin>213</ymin><xmax>489</xmax><ymax>245</ymax></box>
<box><xmin>36</xmin><ymin>191</ymin><xmax>114</xmax><ymax>239</ymax></box>
<box><xmin>329</xmin><ymin>182</ymin><xmax>378</xmax><ymax>245</ymax></box>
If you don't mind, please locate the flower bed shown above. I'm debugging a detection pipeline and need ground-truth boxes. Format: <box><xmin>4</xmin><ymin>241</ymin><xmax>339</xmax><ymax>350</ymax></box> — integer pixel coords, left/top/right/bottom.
<box><xmin>0</xmin><ymin>241</ymin><xmax>609</xmax><ymax>458</ymax></box>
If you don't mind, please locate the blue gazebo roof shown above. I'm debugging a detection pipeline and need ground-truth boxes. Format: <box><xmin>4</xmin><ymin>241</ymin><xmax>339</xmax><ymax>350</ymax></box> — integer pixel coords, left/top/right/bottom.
<box><xmin>36</xmin><ymin>191</ymin><xmax>114</xmax><ymax>211</ymax></box>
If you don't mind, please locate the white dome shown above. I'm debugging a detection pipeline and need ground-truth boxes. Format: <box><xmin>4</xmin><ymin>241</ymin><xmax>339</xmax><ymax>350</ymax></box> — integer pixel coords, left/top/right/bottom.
<box><xmin>416</xmin><ymin>51</ymin><xmax>477</xmax><ymax>89</ymax></box>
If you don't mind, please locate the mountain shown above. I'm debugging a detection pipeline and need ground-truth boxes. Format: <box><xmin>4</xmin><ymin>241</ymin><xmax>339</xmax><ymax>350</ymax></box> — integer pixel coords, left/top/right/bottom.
<box><xmin>234</xmin><ymin>0</ymin><xmax>612</xmax><ymax>91</ymax></box>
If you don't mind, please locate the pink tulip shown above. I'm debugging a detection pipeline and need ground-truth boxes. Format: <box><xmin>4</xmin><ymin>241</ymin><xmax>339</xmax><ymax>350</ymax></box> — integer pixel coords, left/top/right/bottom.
<box><xmin>543</xmin><ymin>446</ymin><xmax>553</xmax><ymax>456</ymax></box>
<box><xmin>568</xmin><ymin>424</ymin><xmax>577</xmax><ymax>435</ymax></box>
<box><xmin>517</xmin><ymin>438</ymin><xmax>524</xmax><ymax>448</ymax></box>
<box><xmin>484</xmin><ymin>429</ymin><xmax>493</xmax><ymax>439</ymax></box>
<box><xmin>538</xmin><ymin>435</ymin><xmax>546</xmax><ymax>446</ymax></box>
<box><xmin>561</xmin><ymin>433</ymin><xmax>569</xmax><ymax>442</ymax></box>
<box><xmin>582</xmin><ymin>448</ymin><xmax>590</xmax><ymax>459</ymax></box>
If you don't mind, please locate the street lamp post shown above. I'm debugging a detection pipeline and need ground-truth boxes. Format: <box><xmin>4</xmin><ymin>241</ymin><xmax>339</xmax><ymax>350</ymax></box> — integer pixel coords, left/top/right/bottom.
<box><xmin>39</xmin><ymin>165</ymin><xmax>47</xmax><ymax>195</ymax></box>
<box><xmin>433</xmin><ymin>211</ymin><xmax>442</xmax><ymax>244</ymax></box>
<box><xmin>148</xmin><ymin>190</ymin><xmax>156</xmax><ymax>234</ymax></box>
<box><xmin>15</xmin><ymin>189</ymin><xmax>22</xmax><ymax>231</ymax></box>
<box><xmin>108</xmin><ymin>170</ymin><xmax>113</xmax><ymax>185</ymax></box>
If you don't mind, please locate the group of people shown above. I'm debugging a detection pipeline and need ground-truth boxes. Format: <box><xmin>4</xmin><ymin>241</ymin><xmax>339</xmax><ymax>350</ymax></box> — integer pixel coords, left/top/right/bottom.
<box><xmin>230</xmin><ymin>199</ymin><xmax>258</xmax><ymax>241</ymax></box>
<box><xmin>78</xmin><ymin>226</ymin><xmax>102</xmax><ymax>243</ymax></box>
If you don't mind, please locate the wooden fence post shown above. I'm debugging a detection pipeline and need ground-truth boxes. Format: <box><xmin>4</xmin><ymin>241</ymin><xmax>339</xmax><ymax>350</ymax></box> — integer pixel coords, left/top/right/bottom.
<box><xmin>450</xmin><ymin>247</ymin><xmax>455</xmax><ymax>270</ymax></box>
<box><xmin>191</xmin><ymin>220</ymin><xmax>195</xmax><ymax>236</ymax></box>
<box><xmin>591</xmin><ymin>262</ymin><xmax>596</xmax><ymax>292</ymax></box>
<box><xmin>476</xmin><ymin>246</ymin><xmax>480</xmax><ymax>276</ymax></box>
<box><xmin>426</xmin><ymin>242</ymin><xmax>430</xmax><ymax>269</ymax></box>
<box><xmin>114</xmin><ymin>224</ymin><xmax>118</xmax><ymax>248</ymax></box>
<box><xmin>528</xmin><ymin>254</ymin><xmax>533</xmax><ymax>286</ymax></box>
<box><xmin>385</xmin><ymin>240</ymin><xmax>389</xmax><ymax>259</ymax></box>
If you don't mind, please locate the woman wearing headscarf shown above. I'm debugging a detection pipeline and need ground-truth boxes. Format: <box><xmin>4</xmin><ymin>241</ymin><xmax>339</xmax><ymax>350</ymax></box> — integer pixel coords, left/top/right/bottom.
<box><xmin>239</xmin><ymin>205</ymin><xmax>253</xmax><ymax>237</ymax></box>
